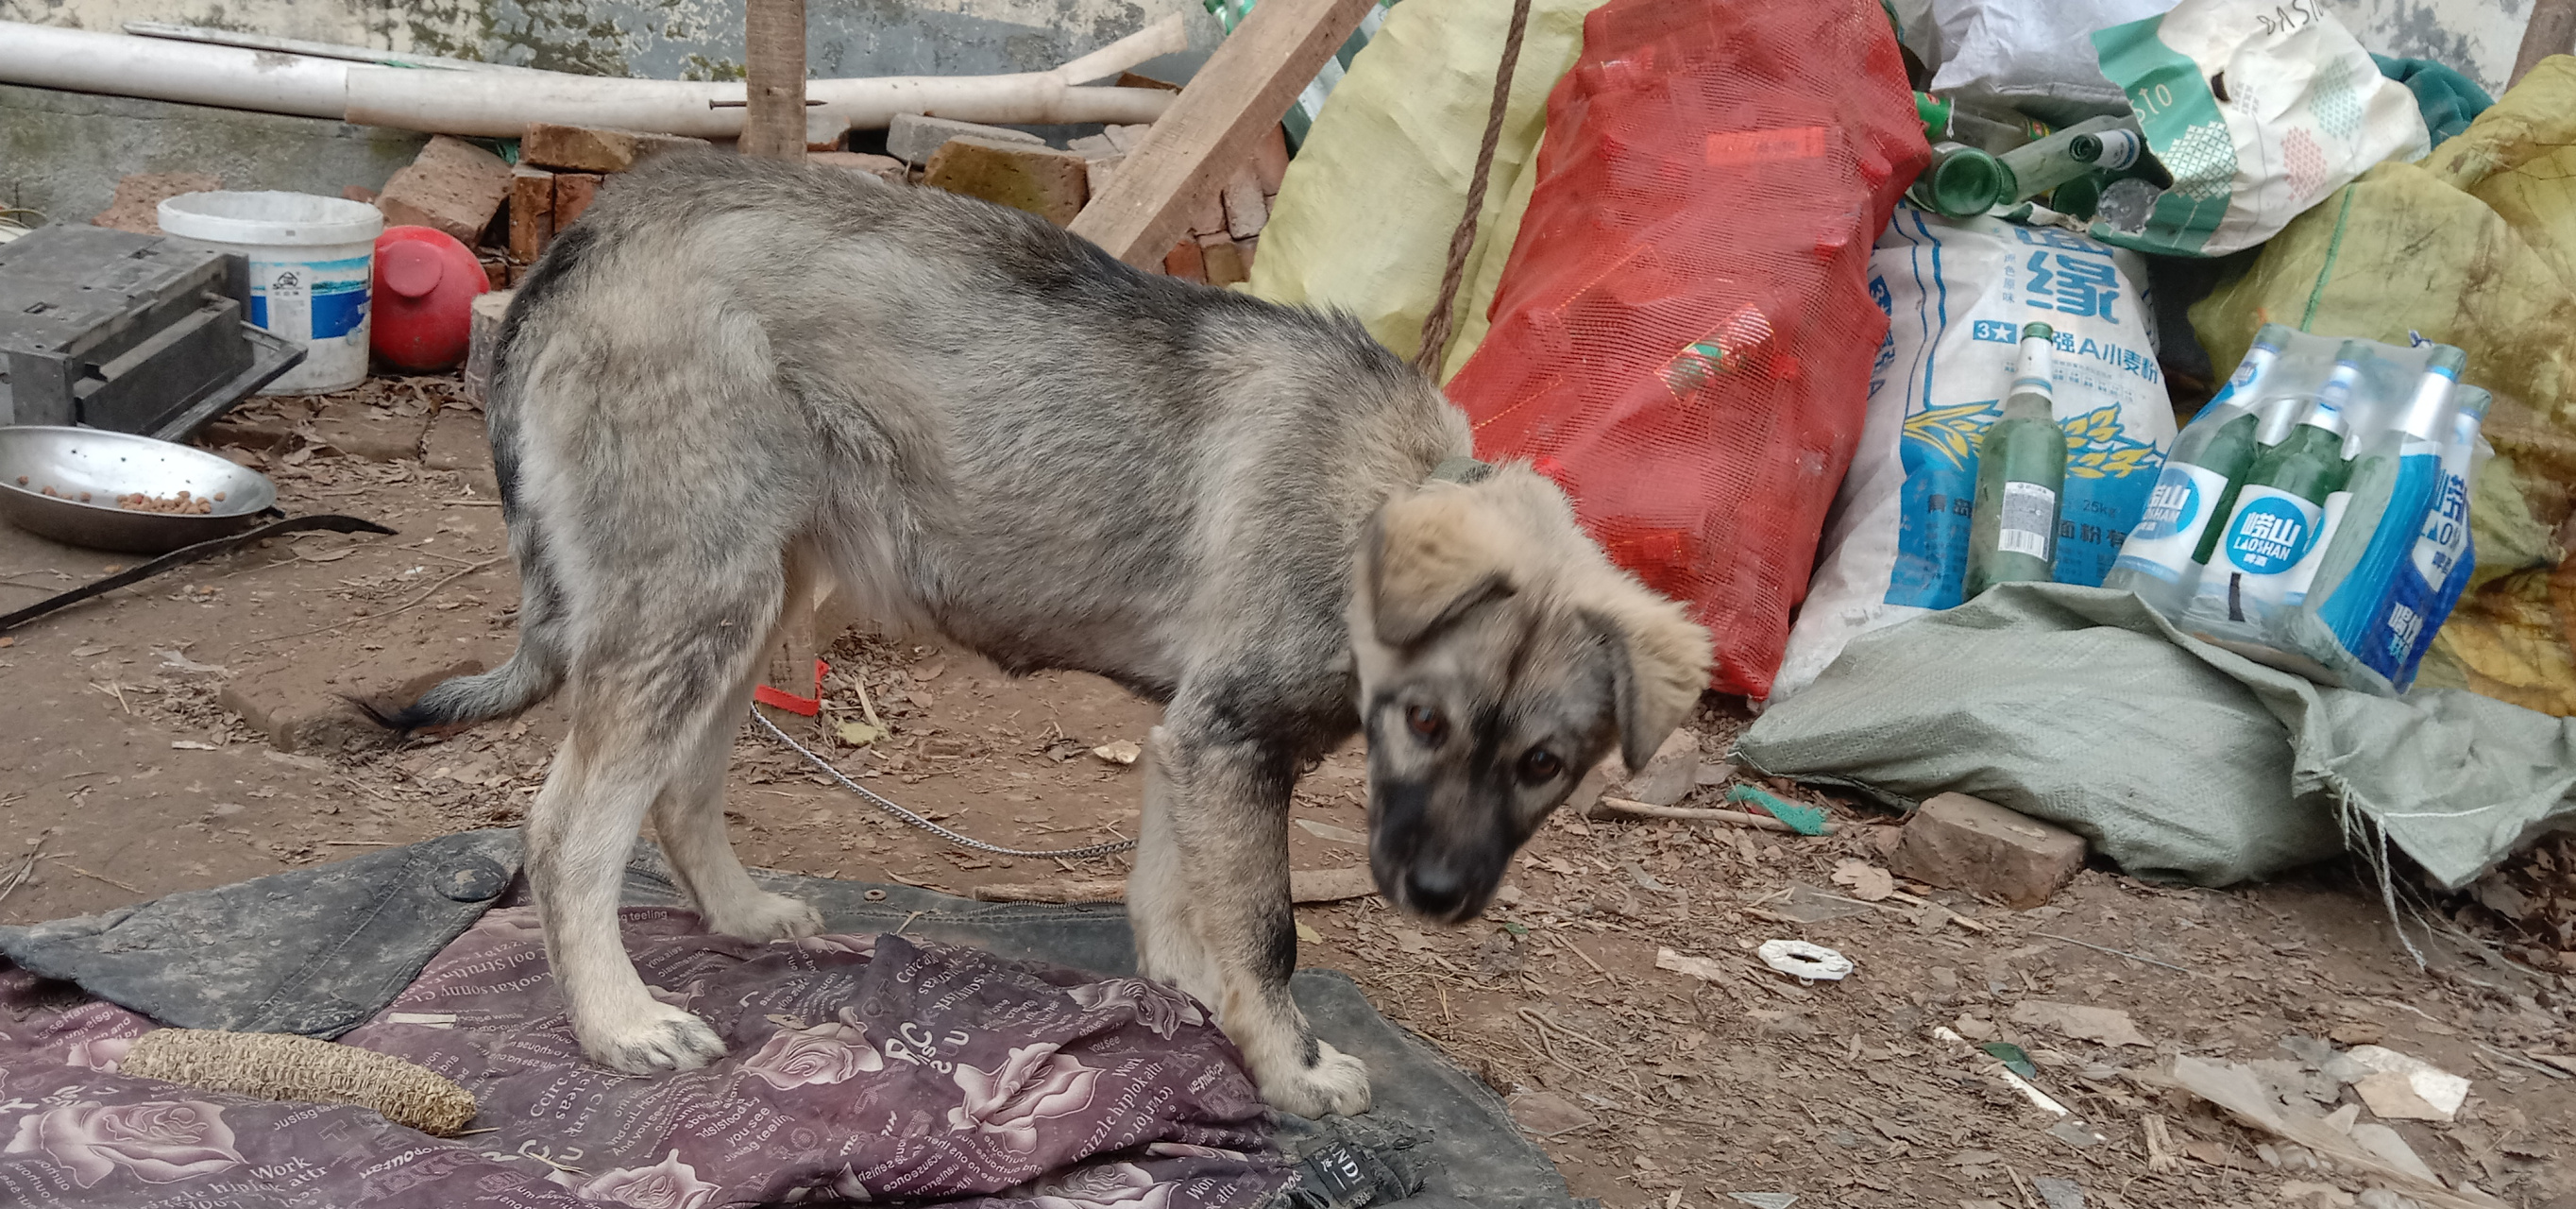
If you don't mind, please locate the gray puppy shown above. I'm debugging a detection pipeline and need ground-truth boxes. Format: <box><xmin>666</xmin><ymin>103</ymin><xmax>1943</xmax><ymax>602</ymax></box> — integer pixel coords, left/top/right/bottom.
<box><xmin>387</xmin><ymin>154</ymin><xmax>1711</xmax><ymax>1117</ymax></box>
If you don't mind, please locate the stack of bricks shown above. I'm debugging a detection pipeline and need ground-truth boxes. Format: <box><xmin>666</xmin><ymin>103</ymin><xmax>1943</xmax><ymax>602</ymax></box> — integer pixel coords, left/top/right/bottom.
<box><xmin>496</xmin><ymin>124</ymin><xmax>712</xmax><ymax>284</ymax></box>
<box><xmin>374</xmin><ymin>113</ymin><xmax>1296</xmax><ymax>292</ymax></box>
<box><xmin>890</xmin><ymin>111</ymin><xmax>1290</xmax><ymax>288</ymax></box>
<box><xmin>1142</xmin><ymin>124</ymin><xmax>1286</xmax><ymax>288</ymax></box>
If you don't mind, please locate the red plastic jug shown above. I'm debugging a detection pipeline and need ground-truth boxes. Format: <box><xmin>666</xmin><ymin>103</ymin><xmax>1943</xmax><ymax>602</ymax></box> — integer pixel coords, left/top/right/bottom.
<box><xmin>370</xmin><ymin>226</ymin><xmax>487</xmax><ymax>371</ymax></box>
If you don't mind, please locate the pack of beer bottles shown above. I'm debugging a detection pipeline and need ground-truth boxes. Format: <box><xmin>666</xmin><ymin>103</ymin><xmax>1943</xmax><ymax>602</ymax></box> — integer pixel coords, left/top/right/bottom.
<box><xmin>2103</xmin><ymin>327</ymin><xmax>2487</xmax><ymax>695</ymax></box>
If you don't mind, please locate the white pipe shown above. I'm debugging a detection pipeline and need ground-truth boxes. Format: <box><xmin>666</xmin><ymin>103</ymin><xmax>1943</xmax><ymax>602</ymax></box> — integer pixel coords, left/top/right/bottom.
<box><xmin>124</xmin><ymin>21</ymin><xmax>530</xmax><ymax>73</ymax></box>
<box><xmin>1</xmin><ymin>22</ymin><xmax>349</xmax><ymax>119</ymax></box>
<box><xmin>1</xmin><ymin>17</ymin><xmax>1183</xmax><ymax>137</ymax></box>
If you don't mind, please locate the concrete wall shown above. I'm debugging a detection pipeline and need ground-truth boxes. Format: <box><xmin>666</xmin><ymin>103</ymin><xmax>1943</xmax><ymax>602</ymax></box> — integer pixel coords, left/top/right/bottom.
<box><xmin>2341</xmin><ymin>0</ymin><xmax>2534</xmax><ymax>95</ymax></box>
<box><xmin>2</xmin><ymin>0</ymin><xmax>1214</xmax><ymax>82</ymax></box>
<box><xmin>0</xmin><ymin>83</ymin><xmax>430</xmax><ymax>225</ymax></box>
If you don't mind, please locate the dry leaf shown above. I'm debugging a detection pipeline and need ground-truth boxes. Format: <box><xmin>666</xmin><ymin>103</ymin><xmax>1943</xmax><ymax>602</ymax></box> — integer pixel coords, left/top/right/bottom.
<box><xmin>1829</xmin><ymin>859</ymin><xmax>1894</xmax><ymax>901</ymax></box>
<box><xmin>298</xmin><ymin>548</ymin><xmax>354</xmax><ymax>563</ymax></box>
<box><xmin>1295</xmin><ymin>920</ymin><xmax>1322</xmax><ymax>944</ymax></box>
<box><xmin>1092</xmin><ymin>740</ymin><xmax>1141</xmax><ymax>765</ymax></box>
<box><xmin>835</xmin><ymin>721</ymin><xmax>886</xmax><ymax>747</ymax></box>
<box><xmin>70</xmin><ymin>643</ymin><xmax>110</xmax><ymax>657</ymax></box>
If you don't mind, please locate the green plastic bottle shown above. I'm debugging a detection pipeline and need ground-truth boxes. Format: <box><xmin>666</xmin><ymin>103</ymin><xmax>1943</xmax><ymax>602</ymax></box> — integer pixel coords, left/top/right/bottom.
<box><xmin>1964</xmin><ymin>323</ymin><xmax>2067</xmax><ymax>599</ymax></box>
<box><xmin>2193</xmin><ymin>342</ymin><xmax>2364</xmax><ymax>622</ymax></box>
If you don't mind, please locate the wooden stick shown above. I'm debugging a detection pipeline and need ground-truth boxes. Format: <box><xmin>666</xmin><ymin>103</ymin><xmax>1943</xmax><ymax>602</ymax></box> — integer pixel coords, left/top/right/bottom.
<box><xmin>743</xmin><ymin>0</ymin><xmax>808</xmax><ymax>160</ymax></box>
<box><xmin>1068</xmin><ymin>0</ymin><xmax>1375</xmax><ymax>265</ymax></box>
<box><xmin>1589</xmin><ymin>796</ymin><xmax>1835</xmax><ymax>835</ymax></box>
<box><xmin>2512</xmin><ymin>0</ymin><xmax>2576</xmax><ymax>91</ymax></box>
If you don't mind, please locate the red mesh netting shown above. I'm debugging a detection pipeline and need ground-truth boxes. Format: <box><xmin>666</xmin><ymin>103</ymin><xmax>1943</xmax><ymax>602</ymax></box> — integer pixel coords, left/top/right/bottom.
<box><xmin>1445</xmin><ymin>0</ymin><xmax>1928</xmax><ymax>698</ymax></box>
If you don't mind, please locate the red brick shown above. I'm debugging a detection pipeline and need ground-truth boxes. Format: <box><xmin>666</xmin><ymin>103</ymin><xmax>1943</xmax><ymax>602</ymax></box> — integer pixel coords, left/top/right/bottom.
<box><xmin>520</xmin><ymin>123</ymin><xmax>709</xmax><ymax>173</ymax></box>
<box><xmin>1221</xmin><ymin>166</ymin><xmax>1269</xmax><ymax>239</ymax></box>
<box><xmin>1187</xmin><ymin>184</ymin><xmax>1226</xmax><ymax>239</ymax></box>
<box><xmin>377</xmin><ymin>135</ymin><xmax>513</xmax><ymax>245</ymax></box>
<box><xmin>552</xmin><ymin>173</ymin><xmax>602</xmax><ymax>229</ymax></box>
<box><xmin>507</xmin><ymin>166</ymin><xmax>555</xmax><ymax>262</ymax></box>
<box><xmin>922</xmin><ymin>137</ymin><xmax>1091</xmax><ymax>227</ymax></box>
<box><xmin>1200</xmin><ymin>237</ymin><xmax>1246</xmax><ymax>287</ymax></box>
<box><xmin>808</xmin><ymin>151</ymin><xmax>907</xmax><ymax>185</ymax></box>
<box><xmin>1250</xmin><ymin>123</ymin><xmax>1290</xmax><ymax>195</ymax></box>
<box><xmin>1887</xmin><ymin>792</ymin><xmax>2087</xmax><ymax>909</ymax></box>
<box><xmin>1162</xmin><ymin>239</ymin><xmax>1205</xmax><ymax>282</ymax></box>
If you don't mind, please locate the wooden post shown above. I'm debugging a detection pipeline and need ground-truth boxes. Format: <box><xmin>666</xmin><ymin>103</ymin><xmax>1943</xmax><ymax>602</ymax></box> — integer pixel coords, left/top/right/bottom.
<box><xmin>1068</xmin><ymin>0</ymin><xmax>1375</xmax><ymax>266</ymax></box>
<box><xmin>743</xmin><ymin>0</ymin><xmax>808</xmax><ymax>161</ymax></box>
<box><xmin>2511</xmin><ymin>0</ymin><xmax>2576</xmax><ymax>91</ymax></box>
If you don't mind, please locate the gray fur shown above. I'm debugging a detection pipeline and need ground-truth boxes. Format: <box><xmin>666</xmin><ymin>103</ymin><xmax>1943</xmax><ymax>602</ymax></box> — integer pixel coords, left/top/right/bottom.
<box><xmin>395</xmin><ymin>153</ymin><xmax>1712</xmax><ymax>1116</ymax></box>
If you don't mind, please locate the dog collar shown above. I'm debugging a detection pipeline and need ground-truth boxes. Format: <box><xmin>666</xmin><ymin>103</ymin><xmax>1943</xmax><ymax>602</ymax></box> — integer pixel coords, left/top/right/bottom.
<box><xmin>1427</xmin><ymin>455</ymin><xmax>1493</xmax><ymax>485</ymax></box>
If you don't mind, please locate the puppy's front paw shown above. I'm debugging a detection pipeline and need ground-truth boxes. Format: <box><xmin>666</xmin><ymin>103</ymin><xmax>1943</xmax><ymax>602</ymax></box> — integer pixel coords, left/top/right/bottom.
<box><xmin>1258</xmin><ymin>1039</ymin><xmax>1372</xmax><ymax>1118</ymax></box>
<box><xmin>582</xmin><ymin>1000</ymin><xmax>728</xmax><ymax>1074</ymax></box>
<box><xmin>705</xmin><ymin>891</ymin><xmax>825</xmax><ymax>944</ymax></box>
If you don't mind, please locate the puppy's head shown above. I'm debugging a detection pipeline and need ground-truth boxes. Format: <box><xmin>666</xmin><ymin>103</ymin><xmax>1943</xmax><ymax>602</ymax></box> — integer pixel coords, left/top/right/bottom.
<box><xmin>1347</xmin><ymin>463</ymin><xmax>1713</xmax><ymax>924</ymax></box>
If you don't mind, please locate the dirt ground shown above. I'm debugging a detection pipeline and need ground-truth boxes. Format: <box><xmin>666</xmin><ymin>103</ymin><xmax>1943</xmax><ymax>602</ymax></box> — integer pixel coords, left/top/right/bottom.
<box><xmin>4</xmin><ymin>376</ymin><xmax>2574</xmax><ymax>1209</ymax></box>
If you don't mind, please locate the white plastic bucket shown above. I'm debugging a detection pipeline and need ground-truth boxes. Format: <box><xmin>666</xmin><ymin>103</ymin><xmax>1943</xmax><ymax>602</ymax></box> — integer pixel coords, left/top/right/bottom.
<box><xmin>158</xmin><ymin>192</ymin><xmax>384</xmax><ymax>394</ymax></box>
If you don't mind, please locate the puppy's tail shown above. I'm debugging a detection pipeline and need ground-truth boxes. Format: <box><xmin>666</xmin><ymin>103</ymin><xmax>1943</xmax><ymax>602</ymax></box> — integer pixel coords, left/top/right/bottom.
<box><xmin>369</xmin><ymin>622</ymin><xmax>566</xmax><ymax>731</ymax></box>
<box><xmin>364</xmin><ymin>285</ymin><xmax>569</xmax><ymax>734</ymax></box>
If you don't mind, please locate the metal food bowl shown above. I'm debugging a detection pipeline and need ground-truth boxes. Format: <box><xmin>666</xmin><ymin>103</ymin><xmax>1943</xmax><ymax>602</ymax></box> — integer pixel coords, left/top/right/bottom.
<box><xmin>0</xmin><ymin>427</ymin><xmax>277</xmax><ymax>553</ymax></box>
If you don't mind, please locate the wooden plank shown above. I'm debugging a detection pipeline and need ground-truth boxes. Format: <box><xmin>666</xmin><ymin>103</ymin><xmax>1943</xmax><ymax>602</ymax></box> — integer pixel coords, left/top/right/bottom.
<box><xmin>1069</xmin><ymin>0</ymin><xmax>1374</xmax><ymax>266</ymax></box>
<box><xmin>742</xmin><ymin>0</ymin><xmax>807</xmax><ymax>161</ymax></box>
<box><xmin>2512</xmin><ymin>0</ymin><xmax>2576</xmax><ymax>91</ymax></box>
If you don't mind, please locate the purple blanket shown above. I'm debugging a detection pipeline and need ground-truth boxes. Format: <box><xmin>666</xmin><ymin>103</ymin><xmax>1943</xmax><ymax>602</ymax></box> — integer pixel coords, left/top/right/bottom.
<box><xmin>0</xmin><ymin>907</ymin><xmax>1290</xmax><ymax>1209</ymax></box>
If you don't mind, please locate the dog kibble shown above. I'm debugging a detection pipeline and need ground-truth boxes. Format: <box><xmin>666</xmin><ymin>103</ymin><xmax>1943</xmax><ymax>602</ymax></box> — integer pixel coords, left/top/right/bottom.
<box><xmin>115</xmin><ymin>491</ymin><xmax>217</xmax><ymax>515</ymax></box>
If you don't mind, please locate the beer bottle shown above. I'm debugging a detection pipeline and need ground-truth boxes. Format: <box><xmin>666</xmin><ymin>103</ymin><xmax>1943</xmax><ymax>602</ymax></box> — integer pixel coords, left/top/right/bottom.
<box><xmin>2106</xmin><ymin>323</ymin><xmax>2294</xmax><ymax>613</ymax></box>
<box><xmin>2193</xmin><ymin>342</ymin><xmax>2364</xmax><ymax>622</ymax></box>
<box><xmin>1965</xmin><ymin>323</ymin><xmax>2067</xmax><ymax>599</ymax></box>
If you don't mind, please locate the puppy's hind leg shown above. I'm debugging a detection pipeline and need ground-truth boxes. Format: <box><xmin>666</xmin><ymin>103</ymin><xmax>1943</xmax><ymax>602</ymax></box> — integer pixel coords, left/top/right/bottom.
<box><xmin>1130</xmin><ymin>720</ymin><xmax>1370</xmax><ymax>1118</ymax></box>
<box><xmin>649</xmin><ymin>670</ymin><xmax>822</xmax><ymax>944</ymax></box>
<box><xmin>533</xmin><ymin>573</ymin><xmax>788</xmax><ymax>1074</ymax></box>
<box><xmin>528</xmin><ymin>703</ymin><xmax>730</xmax><ymax>1073</ymax></box>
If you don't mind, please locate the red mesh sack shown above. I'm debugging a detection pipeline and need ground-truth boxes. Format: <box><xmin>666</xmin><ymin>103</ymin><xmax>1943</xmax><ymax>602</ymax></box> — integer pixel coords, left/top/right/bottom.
<box><xmin>1444</xmin><ymin>0</ymin><xmax>1928</xmax><ymax>698</ymax></box>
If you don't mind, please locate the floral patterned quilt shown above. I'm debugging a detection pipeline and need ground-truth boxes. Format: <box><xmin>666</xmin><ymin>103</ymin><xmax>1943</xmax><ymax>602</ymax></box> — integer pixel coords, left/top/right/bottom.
<box><xmin>0</xmin><ymin>907</ymin><xmax>1292</xmax><ymax>1209</ymax></box>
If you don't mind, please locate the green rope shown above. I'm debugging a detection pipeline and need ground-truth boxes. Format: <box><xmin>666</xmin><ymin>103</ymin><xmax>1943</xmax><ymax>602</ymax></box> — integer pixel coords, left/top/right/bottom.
<box><xmin>2299</xmin><ymin>185</ymin><xmax>2360</xmax><ymax>332</ymax></box>
<box><xmin>1725</xmin><ymin>785</ymin><xmax>1829</xmax><ymax>836</ymax></box>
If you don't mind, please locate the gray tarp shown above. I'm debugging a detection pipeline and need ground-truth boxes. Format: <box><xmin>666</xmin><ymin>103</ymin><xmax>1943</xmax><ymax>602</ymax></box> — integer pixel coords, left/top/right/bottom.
<box><xmin>1737</xmin><ymin>584</ymin><xmax>2576</xmax><ymax>889</ymax></box>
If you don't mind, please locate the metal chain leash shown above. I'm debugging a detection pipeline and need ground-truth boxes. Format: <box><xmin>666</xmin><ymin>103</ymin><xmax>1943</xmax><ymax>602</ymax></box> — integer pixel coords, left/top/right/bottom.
<box><xmin>750</xmin><ymin>707</ymin><xmax>1140</xmax><ymax>859</ymax></box>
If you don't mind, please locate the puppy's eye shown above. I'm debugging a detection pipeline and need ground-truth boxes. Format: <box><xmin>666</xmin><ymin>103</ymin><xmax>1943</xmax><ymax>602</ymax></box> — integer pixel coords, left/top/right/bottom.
<box><xmin>1404</xmin><ymin>705</ymin><xmax>1447</xmax><ymax>744</ymax></box>
<box><xmin>1517</xmin><ymin>748</ymin><xmax>1563</xmax><ymax>785</ymax></box>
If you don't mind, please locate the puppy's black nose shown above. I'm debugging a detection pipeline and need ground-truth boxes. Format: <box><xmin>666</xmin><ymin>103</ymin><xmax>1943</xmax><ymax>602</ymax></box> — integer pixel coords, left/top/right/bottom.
<box><xmin>1403</xmin><ymin>865</ymin><xmax>1470</xmax><ymax>917</ymax></box>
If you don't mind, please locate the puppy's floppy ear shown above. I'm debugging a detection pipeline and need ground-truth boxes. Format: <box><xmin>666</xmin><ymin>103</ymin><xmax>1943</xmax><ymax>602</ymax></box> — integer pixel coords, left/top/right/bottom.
<box><xmin>1363</xmin><ymin>488</ymin><xmax>1517</xmax><ymax>650</ymax></box>
<box><xmin>1582</xmin><ymin>593</ymin><xmax>1715</xmax><ymax>772</ymax></box>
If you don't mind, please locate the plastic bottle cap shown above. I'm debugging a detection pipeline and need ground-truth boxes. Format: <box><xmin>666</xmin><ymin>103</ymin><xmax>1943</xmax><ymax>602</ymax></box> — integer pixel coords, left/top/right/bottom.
<box><xmin>381</xmin><ymin>241</ymin><xmax>445</xmax><ymax>299</ymax></box>
<box><xmin>1924</xmin><ymin>147</ymin><xmax>2007</xmax><ymax>217</ymax></box>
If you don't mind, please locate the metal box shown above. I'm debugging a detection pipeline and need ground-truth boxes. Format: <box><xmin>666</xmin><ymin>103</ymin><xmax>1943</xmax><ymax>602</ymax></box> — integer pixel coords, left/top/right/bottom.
<box><xmin>0</xmin><ymin>224</ymin><xmax>304</xmax><ymax>438</ymax></box>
